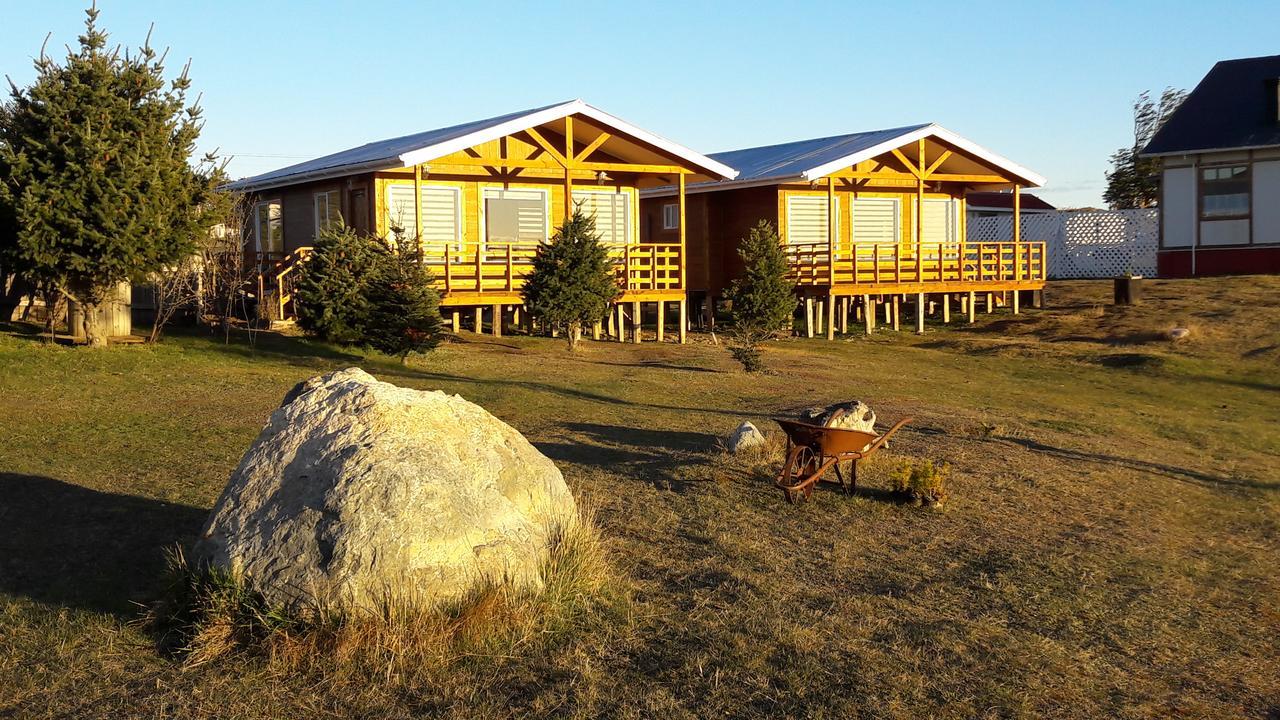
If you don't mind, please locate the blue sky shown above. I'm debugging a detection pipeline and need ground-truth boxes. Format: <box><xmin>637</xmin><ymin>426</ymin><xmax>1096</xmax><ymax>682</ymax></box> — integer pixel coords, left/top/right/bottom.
<box><xmin>3</xmin><ymin>1</ymin><xmax>1278</xmax><ymax>208</ymax></box>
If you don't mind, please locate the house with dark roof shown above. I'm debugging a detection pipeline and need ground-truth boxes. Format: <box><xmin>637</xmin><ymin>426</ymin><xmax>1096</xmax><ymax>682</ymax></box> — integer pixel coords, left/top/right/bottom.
<box><xmin>1142</xmin><ymin>54</ymin><xmax>1280</xmax><ymax>277</ymax></box>
<box><xmin>640</xmin><ymin>124</ymin><xmax>1048</xmax><ymax>337</ymax></box>
<box><xmin>225</xmin><ymin>100</ymin><xmax>735</xmax><ymax>341</ymax></box>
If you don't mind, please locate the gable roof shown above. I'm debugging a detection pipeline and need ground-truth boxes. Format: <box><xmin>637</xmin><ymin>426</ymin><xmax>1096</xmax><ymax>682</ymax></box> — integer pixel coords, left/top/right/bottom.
<box><xmin>1142</xmin><ymin>54</ymin><xmax>1280</xmax><ymax>157</ymax></box>
<box><xmin>654</xmin><ymin>123</ymin><xmax>1044</xmax><ymax>195</ymax></box>
<box><xmin>224</xmin><ymin>99</ymin><xmax>737</xmax><ymax>193</ymax></box>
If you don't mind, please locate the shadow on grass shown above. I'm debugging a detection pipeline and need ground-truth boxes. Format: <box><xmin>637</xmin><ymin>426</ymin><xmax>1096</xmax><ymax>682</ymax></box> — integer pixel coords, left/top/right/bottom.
<box><xmin>993</xmin><ymin>436</ymin><xmax>1277</xmax><ymax>493</ymax></box>
<box><xmin>0</xmin><ymin>473</ymin><xmax>206</xmax><ymax>617</ymax></box>
<box><xmin>162</xmin><ymin>325</ymin><xmax>365</xmax><ymax>364</ymax></box>
<box><xmin>536</xmin><ymin>422</ymin><xmax>721</xmax><ymax>493</ymax></box>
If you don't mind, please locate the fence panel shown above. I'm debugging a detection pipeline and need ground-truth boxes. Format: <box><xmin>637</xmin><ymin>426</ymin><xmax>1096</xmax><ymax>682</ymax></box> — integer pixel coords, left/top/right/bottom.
<box><xmin>967</xmin><ymin>208</ymin><xmax>1158</xmax><ymax>278</ymax></box>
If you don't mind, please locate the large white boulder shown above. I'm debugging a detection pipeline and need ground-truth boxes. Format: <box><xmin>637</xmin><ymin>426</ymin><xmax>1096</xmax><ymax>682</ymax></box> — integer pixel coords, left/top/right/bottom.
<box><xmin>727</xmin><ymin>421</ymin><xmax>766</xmax><ymax>454</ymax></box>
<box><xmin>193</xmin><ymin>367</ymin><xmax>575</xmax><ymax>611</ymax></box>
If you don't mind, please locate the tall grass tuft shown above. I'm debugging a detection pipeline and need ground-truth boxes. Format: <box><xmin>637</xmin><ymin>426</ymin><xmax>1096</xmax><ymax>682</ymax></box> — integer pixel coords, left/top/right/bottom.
<box><xmin>146</xmin><ymin>507</ymin><xmax>624</xmax><ymax>689</ymax></box>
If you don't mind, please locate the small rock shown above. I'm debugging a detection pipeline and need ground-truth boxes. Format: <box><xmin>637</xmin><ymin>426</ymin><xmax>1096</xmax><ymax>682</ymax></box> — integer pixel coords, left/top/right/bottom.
<box><xmin>1168</xmin><ymin>327</ymin><xmax>1191</xmax><ymax>341</ymax></box>
<box><xmin>727</xmin><ymin>421</ymin><xmax>765</xmax><ymax>454</ymax></box>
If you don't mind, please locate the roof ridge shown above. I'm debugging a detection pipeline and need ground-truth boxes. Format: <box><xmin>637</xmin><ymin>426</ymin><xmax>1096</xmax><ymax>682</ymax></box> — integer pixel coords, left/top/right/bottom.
<box><xmin>710</xmin><ymin>123</ymin><xmax>932</xmax><ymax>157</ymax></box>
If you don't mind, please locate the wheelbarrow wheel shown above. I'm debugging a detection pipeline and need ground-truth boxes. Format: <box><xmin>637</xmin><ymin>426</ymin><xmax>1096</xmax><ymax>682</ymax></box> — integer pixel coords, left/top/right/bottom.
<box><xmin>778</xmin><ymin>445</ymin><xmax>819</xmax><ymax>503</ymax></box>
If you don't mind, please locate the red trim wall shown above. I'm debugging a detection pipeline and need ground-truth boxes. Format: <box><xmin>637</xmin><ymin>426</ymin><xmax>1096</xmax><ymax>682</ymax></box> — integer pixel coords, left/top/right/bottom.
<box><xmin>1157</xmin><ymin>246</ymin><xmax>1280</xmax><ymax>277</ymax></box>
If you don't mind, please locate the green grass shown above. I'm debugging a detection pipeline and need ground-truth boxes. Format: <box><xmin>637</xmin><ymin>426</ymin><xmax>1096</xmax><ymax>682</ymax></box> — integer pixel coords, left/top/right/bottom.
<box><xmin>1</xmin><ymin>277</ymin><xmax>1278</xmax><ymax>718</ymax></box>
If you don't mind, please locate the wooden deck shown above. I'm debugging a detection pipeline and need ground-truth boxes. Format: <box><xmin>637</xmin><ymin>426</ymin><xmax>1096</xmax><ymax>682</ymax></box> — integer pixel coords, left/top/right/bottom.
<box><xmin>785</xmin><ymin>240</ymin><xmax>1047</xmax><ymax>295</ymax></box>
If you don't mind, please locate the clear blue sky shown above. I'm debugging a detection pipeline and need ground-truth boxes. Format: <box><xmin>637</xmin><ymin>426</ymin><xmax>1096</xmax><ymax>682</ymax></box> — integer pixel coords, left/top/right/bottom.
<box><xmin>3</xmin><ymin>1</ymin><xmax>1278</xmax><ymax>208</ymax></box>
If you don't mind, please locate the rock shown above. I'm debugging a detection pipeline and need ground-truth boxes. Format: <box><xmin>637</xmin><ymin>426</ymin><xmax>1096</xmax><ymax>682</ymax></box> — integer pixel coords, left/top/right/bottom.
<box><xmin>727</xmin><ymin>421</ymin><xmax>765</xmax><ymax>454</ymax></box>
<box><xmin>800</xmin><ymin>401</ymin><xmax>877</xmax><ymax>433</ymax></box>
<box><xmin>193</xmin><ymin>367</ymin><xmax>576</xmax><ymax>611</ymax></box>
<box><xmin>1168</xmin><ymin>327</ymin><xmax>1191</xmax><ymax>341</ymax></box>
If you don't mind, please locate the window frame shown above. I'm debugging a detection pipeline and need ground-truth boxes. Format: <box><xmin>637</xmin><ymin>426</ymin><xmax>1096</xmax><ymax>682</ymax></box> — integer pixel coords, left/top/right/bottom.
<box><xmin>1198</xmin><ymin>164</ymin><xmax>1251</xmax><ymax>221</ymax></box>
<box><xmin>384</xmin><ymin>183</ymin><xmax>464</xmax><ymax>247</ymax></box>
<box><xmin>313</xmin><ymin>190</ymin><xmax>342</xmax><ymax>239</ymax></box>
<box><xmin>479</xmin><ymin>186</ymin><xmax>550</xmax><ymax>248</ymax></box>
<box><xmin>784</xmin><ymin>193</ymin><xmax>839</xmax><ymax>247</ymax></box>
<box><xmin>572</xmin><ymin>188</ymin><xmax>634</xmax><ymax>246</ymax></box>
<box><xmin>662</xmin><ymin>203</ymin><xmax>679</xmax><ymax>230</ymax></box>
<box><xmin>253</xmin><ymin>199</ymin><xmax>283</xmax><ymax>255</ymax></box>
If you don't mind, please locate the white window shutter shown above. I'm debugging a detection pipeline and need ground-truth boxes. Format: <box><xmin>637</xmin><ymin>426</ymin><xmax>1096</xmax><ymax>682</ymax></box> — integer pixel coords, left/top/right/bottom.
<box><xmin>786</xmin><ymin>195</ymin><xmax>837</xmax><ymax>246</ymax></box>
<box><xmin>573</xmin><ymin>191</ymin><xmax>629</xmax><ymax>244</ymax></box>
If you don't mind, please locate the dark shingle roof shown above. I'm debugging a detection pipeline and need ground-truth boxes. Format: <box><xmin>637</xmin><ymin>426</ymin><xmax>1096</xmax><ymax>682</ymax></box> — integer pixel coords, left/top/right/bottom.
<box><xmin>1142</xmin><ymin>54</ymin><xmax>1280</xmax><ymax>156</ymax></box>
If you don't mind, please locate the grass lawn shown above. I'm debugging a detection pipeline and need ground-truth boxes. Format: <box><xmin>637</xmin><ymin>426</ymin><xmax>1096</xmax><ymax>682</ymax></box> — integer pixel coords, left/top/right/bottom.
<box><xmin>1</xmin><ymin>277</ymin><xmax>1277</xmax><ymax>719</ymax></box>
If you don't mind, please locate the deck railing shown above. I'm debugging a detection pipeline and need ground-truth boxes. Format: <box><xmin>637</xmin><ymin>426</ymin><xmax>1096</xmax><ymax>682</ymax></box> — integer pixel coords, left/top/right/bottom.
<box><xmin>785</xmin><ymin>241</ymin><xmax>1046</xmax><ymax>288</ymax></box>
<box><xmin>421</xmin><ymin>241</ymin><xmax>682</xmax><ymax>296</ymax></box>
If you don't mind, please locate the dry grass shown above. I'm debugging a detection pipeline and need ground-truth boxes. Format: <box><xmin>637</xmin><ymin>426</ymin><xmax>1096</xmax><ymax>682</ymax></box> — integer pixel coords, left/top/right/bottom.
<box><xmin>0</xmin><ymin>276</ymin><xmax>1278</xmax><ymax>718</ymax></box>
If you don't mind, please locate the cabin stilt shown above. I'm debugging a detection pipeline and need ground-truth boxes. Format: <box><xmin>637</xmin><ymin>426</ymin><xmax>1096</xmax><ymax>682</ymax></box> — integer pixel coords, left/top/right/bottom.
<box><xmin>892</xmin><ymin>295</ymin><xmax>900</xmax><ymax>332</ymax></box>
<box><xmin>656</xmin><ymin>301</ymin><xmax>665</xmax><ymax>343</ymax></box>
<box><xmin>632</xmin><ymin>301</ymin><xmax>642</xmax><ymax>344</ymax></box>
<box><xmin>968</xmin><ymin>291</ymin><xmax>976</xmax><ymax>323</ymax></box>
<box><xmin>451</xmin><ymin>310</ymin><xmax>460</xmax><ymax>333</ymax></box>
<box><xmin>678</xmin><ymin>298</ymin><xmax>687</xmax><ymax>344</ymax></box>
<box><xmin>473</xmin><ymin>307</ymin><xmax>483</xmax><ymax>333</ymax></box>
<box><xmin>805</xmin><ymin>297</ymin><xmax>815</xmax><ymax>338</ymax></box>
<box><xmin>826</xmin><ymin>294</ymin><xmax>836</xmax><ymax>340</ymax></box>
<box><xmin>943</xmin><ymin>294</ymin><xmax>951</xmax><ymax>323</ymax></box>
<box><xmin>492</xmin><ymin>304</ymin><xmax>503</xmax><ymax>337</ymax></box>
<box><xmin>615</xmin><ymin>304</ymin><xmax>625</xmax><ymax>343</ymax></box>
<box><xmin>863</xmin><ymin>295</ymin><xmax>874</xmax><ymax>334</ymax></box>
<box><xmin>1012</xmin><ymin>290</ymin><xmax>1020</xmax><ymax>314</ymax></box>
<box><xmin>915</xmin><ymin>293</ymin><xmax>926</xmax><ymax>334</ymax></box>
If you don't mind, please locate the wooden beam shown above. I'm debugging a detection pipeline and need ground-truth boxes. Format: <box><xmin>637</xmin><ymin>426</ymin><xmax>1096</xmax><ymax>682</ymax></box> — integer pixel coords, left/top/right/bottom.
<box><xmin>413</xmin><ymin>164</ymin><xmax>423</xmax><ymax>245</ymax></box>
<box><xmin>632</xmin><ymin>300</ymin><xmax>642</xmax><ymax>344</ymax></box>
<box><xmin>523</xmin><ymin>127</ymin><xmax>569</xmax><ymax>167</ymax></box>
<box><xmin>915</xmin><ymin>293</ymin><xmax>925</xmax><ymax>335</ymax></box>
<box><xmin>435</xmin><ymin>155</ymin><xmax>689</xmax><ymax>176</ymax></box>
<box><xmin>678</xmin><ymin>173</ymin><xmax>687</xmax><ymax>294</ymax></box>
<box><xmin>678</xmin><ymin>297</ymin><xmax>687</xmax><ymax>344</ymax></box>
<box><xmin>656</xmin><ymin>301</ymin><xmax>665</xmax><ymax>343</ymax></box>
<box><xmin>826</xmin><ymin>293</ymin><xmax>836</xmax><ymax>341</ymax></box>
<box><xmin>890</xmin><ymin>148</ymin><xmax>923</xmax><ymax>178</ymax></box>
<box><xmin>827</xmin><ymin>176</ymin><xmax>836</xmax><ymax>289</ymax></box>
<box><xmin>863</xmin><ymin>294</ymin><xmax>874</xmax><ymax>334</ymax></box>
<box><xmin>574</xmin><ymin>132</ymin><xmax>611</xmax><ymax>163</ymax></box>
<box><xmin>1013</xmin><ymin>185</ymin><xmax>1022</xmax><ymax>244</ymax></box>
<box><xmin>923</xmin><ymin>150</ymin><xmax>953</xmax><ymax>178</ymax></box>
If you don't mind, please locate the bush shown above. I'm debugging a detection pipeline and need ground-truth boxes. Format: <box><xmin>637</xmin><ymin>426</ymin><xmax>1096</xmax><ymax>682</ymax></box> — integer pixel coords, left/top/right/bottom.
<box><xmin>363</xmin><ymin>243</ymin><xmax>443</xmax><ymax>363</ymax></box>
<box><xmin>521</xmin><ymin>209</ymin><xmax>621</xmax><ymax>351</ymax></box>
<box><xmin>724</xmin><ymin>221</ymin><xmax>796</xmax><ymax>372</ymax></box>
<box><xmin>890</xmin><ymin>459</ymin><xmax>951</xmax><ymax>507</ymax></box>
<box><xmin>294</xmin><ymin>226</ymin><xmax>385</xmax><ymax>344</ymax></box>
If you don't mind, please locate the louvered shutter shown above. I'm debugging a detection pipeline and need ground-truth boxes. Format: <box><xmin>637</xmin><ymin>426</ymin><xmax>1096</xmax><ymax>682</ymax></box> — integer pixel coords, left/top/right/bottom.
<box><xmin>483</xmin><ymin>189</ymin><xmax>548</xmax><ymax>244</ymax></box>
<box><xmin>573</xmin><ymin>191</ymin><xmax>630</xmax><ymax>244</ymax></box>
<box><xmin>916</xmin><ymin>199</ymin><xmax>957</xmax><ymax>243</ymax></box>
<box><xmin>386</xmin><ymin>185</ymin><xmax>461</xmax><ymax>243</ymax></box>
<box><xmin>786</xmin><ymin>195</ymin><xmax>837</xmax><ymax>246</ymax></box>
<box><xmin>851</xmin><ymin>198</ymin><xmax>897</xmax><ymax>259</ymax></box>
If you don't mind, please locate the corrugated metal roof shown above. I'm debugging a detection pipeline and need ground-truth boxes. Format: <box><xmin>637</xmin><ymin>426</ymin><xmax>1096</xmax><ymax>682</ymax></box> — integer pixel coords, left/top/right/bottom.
<box><xmin>1142</xmin><ymin>54</ymin><xmax>1280</xmax><ymax>156</ymax></box>
<box><xmin>225</xmin><ymin>99</ymin><xmax>737</xmax><ymax>193</ymax></box>
<box><xmin>707</xmin><ymin>124</ymin><xmax>931</xmax><ymax>183</ymax></box>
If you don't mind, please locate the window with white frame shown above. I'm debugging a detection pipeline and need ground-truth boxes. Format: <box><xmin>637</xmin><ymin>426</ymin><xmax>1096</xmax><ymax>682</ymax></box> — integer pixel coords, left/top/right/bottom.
<box><xmin>573</xmin><ymin>190</ymin><xmax>631</xmax><ymax>244</ymax></box>
<box><xmin>851</xmin><ymin>197</ymin><xmax>898</xmax><ymax>258</ymax></box>
<box><xmin>313</xmin><ymin>190</ymin><xmax>341</xmax><ymax>238</ymax></box>
<box><xmin>482</xmin><ymin>188</ymin><xmax>548</xmax><ymax>245</ymax></box>
<box><xmin>385</xmin><ymin>184</ymin><xmax>463</xmax><ymax>245</ymax></box>
<box><xmin>1200</xmin><ymin>165</ymin><xmax>1250</xmax><ymax>218</ymax></box>
<box><xmin>254</xmin><ymin>200</ymin><xmax>283</xmax><ymax>254</ymax></box>
<box><xmin>662</xmin><ymin>203</ymin><xmax>679</xmax><ymax>230</ymax></box>
<box><xmin>914</xmin><ymin>198</ymin><xmax>958</xmax><ymax>244</ymax></box>
<box><xmin>785</xmin><ymin>194</ymin><xmax>838</xmax><ymax>246</ymax></box>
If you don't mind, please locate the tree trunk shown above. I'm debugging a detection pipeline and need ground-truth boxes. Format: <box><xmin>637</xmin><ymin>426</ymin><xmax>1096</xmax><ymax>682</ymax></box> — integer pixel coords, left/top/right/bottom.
<box><xmin>81</xmin><ymin>301</ymin><xmax>107</xmax><ymax>348</ymax></box>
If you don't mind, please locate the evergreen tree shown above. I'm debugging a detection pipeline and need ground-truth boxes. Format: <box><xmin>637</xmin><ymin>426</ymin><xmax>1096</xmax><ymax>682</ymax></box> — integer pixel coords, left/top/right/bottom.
<box><xmin>725</xmin><ymin>221</ymin><xmax>796</xmax><ymax>372</ymax></box>
<box><xmin>0</xmin><ymin>6</ymin><xmax>224</xmax><ymax>346</ymax></box>
<box><xmin>363</xmin><ymin>243</ymin><xmax>443</xmax><ymax>363</ymax></box>
<box><xmin>294</xmin><ymin>225</ymin><xmax>385</xmax><ymax>344</ymax></box>
<box><xmin>1104</xmin><ymin>88</ymin><xmax>1186</xmax><ymax>209</ymax></box>
<box><xmin>521</xmin><ymin>209</ymin><xmax>620</xmax><ymax>350</ymax></box>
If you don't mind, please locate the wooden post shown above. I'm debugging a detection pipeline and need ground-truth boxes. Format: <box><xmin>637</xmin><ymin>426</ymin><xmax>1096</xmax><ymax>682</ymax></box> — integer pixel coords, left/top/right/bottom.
<box><xmin>607</xmin><ymin>307</ymin><xmax>616</xmax><ymax>338</ymax></box>
<box><xmin>826</xmin><ymin>293</ymin><xmax>836</xmax><ymax>341</ymax></box>
<box><xmin>883</xmin><ymin>296</ymin><xmax>892</xmax><ymax>324</ymax></box>
<box><xmin>967</xmin><ymin>291</ymin><xmax>976</xmax><ymax>323</ymax></box>
<box><xmin>943</xmin><ymin>294</ymin><xmax>951</xmax><ymax>323</ymax></box>
<box><xmin>1012</xmin><ymin>290</ymin><xmax>1021</xmax><ymax>315</ymax></box>
<box><xmin>827</xmin><ymin>176</ymin><xmax>836</xmax><ymax>289</ymax></box>
<box><xmin>615</xmin><ymin>304</ymin><xmax>625</xmax><ymax>343</ymax></box>
<box><xmin>413</xmin><ymin>164</ymin><xmax>423</xmax><ymax>245</ymax></box>
<box><xmin>1013</xmin><ymin>184</ymin><xmax>1021</xmax><ymax>245</ymax></box>
<box><xmin>805</xmin><ymin>297</ymin><xmax>814</xmax><ymax>338</ymax></box>
<box><xmin>863</xmin><ymin>294</ymin><xmax>874</xmax><ymax>334</ymax></box>
<box><xmin>656</xmin><ymin>301</ymin><xmax>665</xmax><ymax>343</ymax></box>
<box><xmin>473</xmin><ymin>306</ymin><xmax>483</xmax><ymax>333</ymax></box>
<box><xmin>632</xmin><ymin>300</ymin><xmax>642</xmax><ymax>344</ymax></box>
<box><xmin>678</xmin><ymin>173</ymin><xmax>687</xmax><ymax>298</ymax></box>
<box><xmin>451</xmin><ymin>310</ymin><xmax>460</xmax><ymax>333</ymax></box>
<box><xmin>986</xmin><ymin>292</ymin><xmax>994</xmax><ymax>314</ymax></box>
<box><xmin>915</xmin><ymin>293</ymin><xmax>925</xmax><ymax>335</ymax></box>
<box><xmin>892</xmin><ymin>295</ymin><xmax>900</xmax><ymax>332</ymax></box>
<box><xmin>592</xmin><ymin>319</ymin><xmax>601</xmax><ymax>340</ymax></box>
<box><xmin>492</xmin><ymin>304</ymin><xmax>503</xmax><ymax>337</ymax></box>
<box><xmin>678</xmin><ymin>297</ymin><xmax>687</xmax><ymax>344</ymax></box>
<box><xmin>840</xmin><ymin>297</ymin><xmax>849</xmax><ymax>334</ymax></box>
<box><xmin>563</xmin><ymin>116</ymin><xmax>574</xmax><ymax>220</ymax></box>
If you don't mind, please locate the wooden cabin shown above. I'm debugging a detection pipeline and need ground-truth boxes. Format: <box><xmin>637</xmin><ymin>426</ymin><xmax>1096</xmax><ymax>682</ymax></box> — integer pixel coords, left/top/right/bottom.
<box><xmin>640</xmin><ymin>124</ymin><xmax>1049</xmax><ymax>337</ymax></box>
<box><xmin>225</xmin><ymin>100</ymin><xmax>736</xmax><ymax>342</ymax></box>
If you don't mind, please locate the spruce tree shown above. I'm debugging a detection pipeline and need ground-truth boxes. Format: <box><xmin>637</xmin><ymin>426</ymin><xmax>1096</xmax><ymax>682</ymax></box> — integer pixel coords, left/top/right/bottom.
<box><xmin>363</xmin><ymin>243</ymin><xmax>443</xmax><ymax>363</ymax></box>
<box><xmin>725</xmin><ymin>221</ymin><xmax>796</xmax><ymax>372</ymax></box>
<box><xmin>0</xmin><ymin>6</ymin><xmax>224</xmax><ymax>346</ymax></box>
<box><xmin>293</xmin><ymin>226</ymin><xmax>383</xmax><ymax>344</ymax></box>
<box><xmin>521</xmin><ymin>209</ymin><xmax>620</xmax><ymax>350</ymax></box>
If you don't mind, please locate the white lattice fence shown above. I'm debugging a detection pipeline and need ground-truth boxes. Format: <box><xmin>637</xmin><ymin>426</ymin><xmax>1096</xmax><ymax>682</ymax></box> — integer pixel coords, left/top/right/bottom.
<box><xmin>967</xmin><ymin>208</ymin><xmax>1158</xmax><ymax>278</ymax></box>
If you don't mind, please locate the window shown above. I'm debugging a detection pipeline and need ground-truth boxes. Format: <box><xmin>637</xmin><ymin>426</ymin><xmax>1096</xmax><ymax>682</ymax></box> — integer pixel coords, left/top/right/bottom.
<box><xmin>385</xmin><ymin>184</ymin><xmax>462</xmax><ymax>245</ymax></box>
<box><xmin>917</xmin><ymin>199</ymin><xmax>959</xmax><ymax>244</ymax></box>
<box><xmin>254</xmin><ymin>200</ymin><xmax>283</xmax><ymax>254</ymax></box>
<box><xmin>573</xmin><ymin>190</ymin><xmax>631</xmax><ymax>245</ymax></box>
<box><xmin>1200</xmin><ymin>165</ymin><xmax>1250</xmax><ymax>218</ymax></box>
<box><xmin>313</xmin><ymin>190</ymin><xmax>341</xmax><ymax>238</ymax></box>
<box><xmin>851</xmin><ymin>197</ymin><xmax>898</xmax><ymax>258</ymax></box>
<box><xmin>482</xmin><ymin>188</ymin><xmax>548</xmax><ymax>245</ymax></box>
<box><xmin>662</xmin><ymin>203</ymin><xmax>679</xmax><ymax>230</ymax></box>
<box><xmin>785</xmin><ymin>195</ymin><xmax>838</xmax><ymax>246</ymax></box>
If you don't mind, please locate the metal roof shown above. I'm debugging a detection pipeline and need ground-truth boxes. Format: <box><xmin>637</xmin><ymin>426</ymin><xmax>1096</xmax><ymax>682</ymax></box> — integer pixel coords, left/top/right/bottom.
<box><xmin>644</xmin><ymin>123</ymin><xmax>1045</xmax><ymax>197</ymax></box>
<box><xmin>224</xmin><ymin>99</ymin><xmax>737</xmax><ymax>193</ymax></box>
<box><xmin>1142</xmin><ymin>54</ymin><xmax>1280</xmax><ymax>157</ymax></box>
